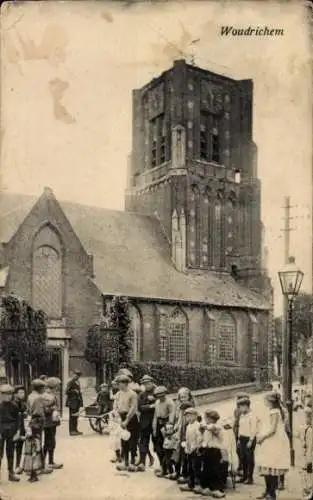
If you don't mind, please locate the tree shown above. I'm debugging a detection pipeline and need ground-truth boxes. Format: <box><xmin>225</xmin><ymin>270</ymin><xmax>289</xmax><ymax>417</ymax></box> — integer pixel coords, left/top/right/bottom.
<box><xmin>84</xmin><ymin>324</ymin><xmax>103</xmax><ymax>385</ymax></box>
<box><xmin>292</xmin><ymin>293</ymin><xmax>313</xmax><ymax>342</ymax></box>
<box><xmin>0</xmin><ymin>293</ymin><xmax>48</xmax><ymax>387</ymax></box>
<box><xmin>108</xmin><ymin>295</ymin><xmax>132</xmax><ymax>366</ymax></box>
<box><xmin>84</xmin><ymin>295</ymin><xmax>132</xmax><ymax>384</ymax></box>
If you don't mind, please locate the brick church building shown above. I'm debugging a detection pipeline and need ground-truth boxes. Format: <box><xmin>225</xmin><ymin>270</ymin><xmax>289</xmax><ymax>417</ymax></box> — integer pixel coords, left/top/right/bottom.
<box><xmin>0</xmin><ymin>60</ymin><xmax>273</xmax><ymax>392</ymax></box>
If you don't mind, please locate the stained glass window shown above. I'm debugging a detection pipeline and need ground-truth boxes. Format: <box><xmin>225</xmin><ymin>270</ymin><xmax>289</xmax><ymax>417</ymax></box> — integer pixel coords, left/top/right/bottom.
<box><xmin>33</xmin><ymin>245</ymin><xmax>62</xmax><ymax>319</ymax></box>
<box><xmin>168</xmin><ymin>308</ymin><xmax>188</xmax><ymax>363</ymax></box>
<box><xmin>219</xmin><ymin>313</ymin><xmax>236</xmax><ymax>362</ymax></box>
<box><xmin>208</xmin><ymin>343</ymin><xmax>217</xmax><ymax>365</ymax></box>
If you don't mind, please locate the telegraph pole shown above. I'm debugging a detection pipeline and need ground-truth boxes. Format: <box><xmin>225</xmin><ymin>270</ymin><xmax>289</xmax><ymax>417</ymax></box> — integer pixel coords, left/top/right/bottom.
<box><xmin>281</xmin><ymin>196</ymin><xmax>293</xmax><ymax>402</ymax></box>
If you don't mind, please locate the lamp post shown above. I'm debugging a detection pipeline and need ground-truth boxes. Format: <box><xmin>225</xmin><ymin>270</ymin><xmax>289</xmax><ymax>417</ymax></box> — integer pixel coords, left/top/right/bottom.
<box><xmin>278</xmin><ymin>256</ymin><xmax>304</xmax><ymax>467</ymax></box>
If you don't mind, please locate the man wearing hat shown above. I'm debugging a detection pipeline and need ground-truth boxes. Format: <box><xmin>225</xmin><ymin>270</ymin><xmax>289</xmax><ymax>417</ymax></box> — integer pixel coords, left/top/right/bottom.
<box><xmin>65</xmin><ymin>370</ymin><xmax>84</xmax><ymax>436</ymax></box>
<box><xmin>113</xmin><ymin>374</ymin><xmax>139</xmax><ymax>472</ymax></box>
<box><xmin>0</xmin><ymin>384</ymin><xmax>20</xmax><ymax>482</ymax></box>
<box><xmin>152</xmin><ymin>386</ymin><xmax>176</xmax><ymax>477</ymax></box>
<box><xmin>137</xmin><ymin>375</ymin><xmax>156</xmax><ymax>471</ymax></box>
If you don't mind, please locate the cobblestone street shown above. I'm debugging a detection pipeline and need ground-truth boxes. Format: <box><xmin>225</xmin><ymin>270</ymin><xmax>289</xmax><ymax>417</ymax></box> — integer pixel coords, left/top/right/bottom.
<box><xmin>2</xmin><ymin>393</ymin><xmax>305</xmax><ymax>500</ymax></box>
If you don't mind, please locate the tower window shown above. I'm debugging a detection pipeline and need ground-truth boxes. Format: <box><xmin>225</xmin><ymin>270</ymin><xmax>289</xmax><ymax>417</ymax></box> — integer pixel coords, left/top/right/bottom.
<box><xmin>160</xmin><ymin>116</ymin><xmax>166</xmax><ymax>164</ymax></box>
<box><xmin>151</xmin><ymin>119</ymin><xmax>157</xmax><ymax>167</ymax></box>
<box><xmin>199</xmin><ymin>113</ymin><xmax>221</xmax><ymax>164</ymax></box>
<box><xmin>210</xmin><ymin>119</ymin><xmax>220</xmax><ymax>163</ymax></box>
<box><xmin>200</xmin><ymin>116</ymin><xmax>208</xmax><ymax>160</ymax></box>
<box><xmin>150</xmin><ymin>114</ymin><xmax>166</xmax><ymax>167</ymax></box>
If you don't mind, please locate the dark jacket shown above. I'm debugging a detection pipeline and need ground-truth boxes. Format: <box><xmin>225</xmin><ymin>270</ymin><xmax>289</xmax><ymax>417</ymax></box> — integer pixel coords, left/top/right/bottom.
<box><xmin>0</xmin><ymin>401</ymin><xmax>20</xmax><ymax>437</ymax></box>
<box><xmin>65</xmin><ymin>377</ymin><xmax>83</xmax><ymax>411</ymax></box>
<box><xmin>14</xmin><ymin>399</ymin><xmax>27</xmax><ymax>436</ymax></box>
<box><xmin>138</xmin><ymin>390</ymin><xmax>156</xmax><ymax>429</ymax></box>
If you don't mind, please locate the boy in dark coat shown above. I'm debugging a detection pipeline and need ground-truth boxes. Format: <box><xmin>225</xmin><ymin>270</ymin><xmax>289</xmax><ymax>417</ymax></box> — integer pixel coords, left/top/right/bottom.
<box><xmin>0</xmin><ymin>384</ymin><xmax>20</xmax><ymax>482</ymax></box>
<box><xmin>65</xmin><ymin>370</ymin><xmax>84</xmax><ymax>436</ymax></box>
<box><xmin>13</xmin><ymin>385</ymin><xmax>27</xmax><ymax>474</ymax></box>
<box><xmin>137</xmin><ymin>375</ymin><xmax>156</xmax><ymax>471</ymax></box>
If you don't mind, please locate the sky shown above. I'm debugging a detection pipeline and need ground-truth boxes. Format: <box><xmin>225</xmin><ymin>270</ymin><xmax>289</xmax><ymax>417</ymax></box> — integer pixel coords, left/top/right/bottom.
<box><xmin>1</xmin><ymin>0</ymin><xmax>312</xmax><ymax>316</ymax></box>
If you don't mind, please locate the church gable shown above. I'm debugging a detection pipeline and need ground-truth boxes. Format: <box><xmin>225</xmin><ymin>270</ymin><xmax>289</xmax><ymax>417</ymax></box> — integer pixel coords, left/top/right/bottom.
<box><xmin>2</xmin><ymin>187</ymin><xmax>93</xmax><ymax>277</ymax></box>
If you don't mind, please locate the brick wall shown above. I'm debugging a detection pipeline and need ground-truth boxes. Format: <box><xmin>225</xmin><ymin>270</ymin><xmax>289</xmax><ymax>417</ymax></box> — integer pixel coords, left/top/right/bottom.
<box><xmin>3</xmin><ymin>190</ymin><xmax>100</xmax><ymax>374</ymax></box>
<box><xmin>135</xmin><ymin>301</ymin><xmax>259</xmax><ymax>369</ymax></box>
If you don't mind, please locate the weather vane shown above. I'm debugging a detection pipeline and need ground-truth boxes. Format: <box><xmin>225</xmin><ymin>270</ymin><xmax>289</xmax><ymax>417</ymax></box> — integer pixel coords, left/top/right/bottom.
<box><xmin>188</xmin><ymin>38</ymin><xmax>201</xmax><ymax>65</ymax></box>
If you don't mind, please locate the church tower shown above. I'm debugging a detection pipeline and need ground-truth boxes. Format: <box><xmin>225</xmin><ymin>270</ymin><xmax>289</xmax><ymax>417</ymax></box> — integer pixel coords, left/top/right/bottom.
<box><xmin>125</xmin><ymin>59</ymin><xmax>263</xmax><ymax>290</ymax></box>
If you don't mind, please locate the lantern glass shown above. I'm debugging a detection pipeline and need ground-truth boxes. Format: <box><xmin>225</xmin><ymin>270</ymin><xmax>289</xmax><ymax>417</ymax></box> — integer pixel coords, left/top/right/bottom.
<box><xmin>278</xmin><ymin>257</ymin><xmax>304</xmax><ymax>298</ymax></box>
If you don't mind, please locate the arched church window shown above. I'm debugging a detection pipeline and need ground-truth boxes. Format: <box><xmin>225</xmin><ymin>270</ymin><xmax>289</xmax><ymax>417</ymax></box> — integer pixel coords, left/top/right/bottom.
<box><xmin>129</xmin><ymin>305</ymin><xmax>142</xmax><ymax>361</ymax></box>
<box><xmin>33</xmin><ymin>244</ymin><xmax>62</xmax><ymax>319</ymax></box>
<box><xmin>219</xmin><ymin>312</ymin><xmax>236</xmax><ymax>362</ymax></box>
<box><xmin>168</xmin><ymin>308</ymin><xmax>188</xmax><ymax>363</ymax></box>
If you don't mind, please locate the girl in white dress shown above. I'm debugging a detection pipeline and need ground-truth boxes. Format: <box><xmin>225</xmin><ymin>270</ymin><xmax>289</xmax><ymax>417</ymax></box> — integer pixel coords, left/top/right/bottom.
<box><xmin>255</xmin><ymin>392</ymin><xmax>290</xmax><ymax>500</ymax></box>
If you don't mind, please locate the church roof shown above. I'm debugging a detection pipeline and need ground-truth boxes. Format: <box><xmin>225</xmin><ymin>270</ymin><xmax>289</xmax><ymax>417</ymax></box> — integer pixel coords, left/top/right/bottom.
<box><xmin>0</xmin><ymin>190</ymin><xmax>269</xmax><ymax>311</ymax></box>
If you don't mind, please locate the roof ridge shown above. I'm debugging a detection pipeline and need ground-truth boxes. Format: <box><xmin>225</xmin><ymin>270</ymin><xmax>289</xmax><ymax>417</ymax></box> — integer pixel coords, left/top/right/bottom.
<box><xmin>1</xmin><ymin>190</ymin><xmax>157</xmax><ymax>220</ymax></box>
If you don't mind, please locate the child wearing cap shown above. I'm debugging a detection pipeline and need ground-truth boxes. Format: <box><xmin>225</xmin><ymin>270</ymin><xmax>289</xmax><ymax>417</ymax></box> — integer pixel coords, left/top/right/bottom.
<box><xmin>42</xmin><ymin>378</ymin><xmax>63</xmax><ymax>471</ymax></box>
<box><xmin>197</xmin><ymin>410</ymin><xmax>225</xmax><ymax>498</ymax></box>
<box><xmin>137</xmin><ymin>375</ymin><xmax>156</xmax><ymax>471</ymax></box>
<box><xmin>161</xmin><ymin>423</ymin><xmax>179</xmax><ymax>479</ymax></box>
<box><xmin>152</xmin><ymin>386</ymin><xmax>176</xmax><ymax>477</ymax></box>
<box><xmin>114</xmin><ymin>374</ymin><xmax>139</xmax><ymax>472</ymax></box>
<box><xmin>0</xmin><ymin>384</ymin><xmax>21</xmax><ymax>482</ymax></box>
<box><xmin>96</xmin><ymin>383</ymin><xmax>112</xmax><ymax>435</ymax></box>
<box><xmin>233</xmin><ymin>392</ymin><xmax>249</xmax><ymax>477</ymax></box>
<box><xmin>237</xmin><ymin>396</ymin><xmax>258</xmax><ymax>485</ymax></box>
<box><xmin>25</xmin><ymin>378</ymin><xmax>51</xmax><ymax>478</ymax></box>
<box><xmin>13</xmin><ymin>385</ymin><xmax>27</xmax><ymax>474</ymax></box>
<box><xmin>23</xmin><ymin>402</ymin><xmax>45</xmax><ymax>482</ymax></box>
<box><xmin>179</xmin><ymin>407</ymin><xmax>202</xmax><ymax>493</ymax></box>
<box><xmin>174</xmin><ymin>394</ymin><xmax>195</xmax><ymax>484</ymax></box>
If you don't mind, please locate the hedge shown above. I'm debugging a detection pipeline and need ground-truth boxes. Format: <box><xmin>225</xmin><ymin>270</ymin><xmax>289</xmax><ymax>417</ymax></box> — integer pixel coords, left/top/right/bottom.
<box><xmin>124</xmin><ymin>362</ymin><xmax>255</xmax><ymax>393</ymax></box>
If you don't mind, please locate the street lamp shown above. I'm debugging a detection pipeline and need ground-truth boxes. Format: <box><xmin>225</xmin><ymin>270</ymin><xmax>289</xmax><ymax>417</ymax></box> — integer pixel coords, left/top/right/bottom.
<box><xmin>278</xmin><ymin>256</ymin><xmax>304</xmax><ymax>467</ymax></box>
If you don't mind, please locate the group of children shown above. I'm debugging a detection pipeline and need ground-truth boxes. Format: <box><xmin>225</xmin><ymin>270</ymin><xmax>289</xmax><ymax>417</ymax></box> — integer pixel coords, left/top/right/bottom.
<box><xmin>106</xmin><ymin>370</ymin><xmax>313</xmax><ymax>500</ymax></box>
<box><xmin>107</xmin><ymin>370</ymin><xmax>261</xmax><ymax>498</ymax></box>
<box><xmin>0</xmin><ymin>376</ymin><xmax>63</xmax><ymax>486</ymax></box>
